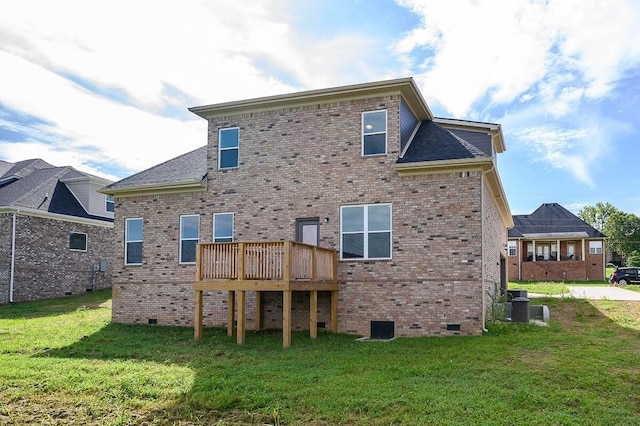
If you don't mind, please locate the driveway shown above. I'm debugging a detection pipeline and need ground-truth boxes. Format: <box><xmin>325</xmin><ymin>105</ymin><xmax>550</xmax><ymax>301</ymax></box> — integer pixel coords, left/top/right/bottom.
<box><xmin>567</xmin><ymin>286</ymin><xmax>640</xmax><ymax>301</ymax></box>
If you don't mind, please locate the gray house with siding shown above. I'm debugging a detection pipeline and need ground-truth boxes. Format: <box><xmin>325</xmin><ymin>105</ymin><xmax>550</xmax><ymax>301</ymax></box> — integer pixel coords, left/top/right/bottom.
<box><xmin>103</xmin><ymin>77</ymin><xmax>512</xmax><ymax>341</ymax></box>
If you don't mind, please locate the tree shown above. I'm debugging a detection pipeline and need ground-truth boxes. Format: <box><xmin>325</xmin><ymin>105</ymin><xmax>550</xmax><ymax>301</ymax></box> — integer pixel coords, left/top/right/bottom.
<box><xmin>602</xmin><ymin>211</ymin><xmax>640</xmax><ymax>257</ymax></box>
<box><xmin>626</xmin><ymin>251</ymin><xmax>640</xmax><ymax>267</ymax></box>
<box><xmin>578</xmin><ymin>202</ymin><xmax>618</xmax><ymax>232</ymax></box>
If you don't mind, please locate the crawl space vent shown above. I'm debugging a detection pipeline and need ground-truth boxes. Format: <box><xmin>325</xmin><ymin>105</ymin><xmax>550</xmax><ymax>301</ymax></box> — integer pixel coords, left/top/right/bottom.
<box><xmin>370</xmin><ymin>321</ymin><xmax>394</xmax><ymax>339</ymax></box>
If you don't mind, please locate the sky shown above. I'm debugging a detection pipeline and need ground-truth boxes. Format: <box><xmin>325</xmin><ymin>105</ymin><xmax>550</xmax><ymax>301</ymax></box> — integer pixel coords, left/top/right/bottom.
<box><xmin>1</xmin><ymin>0</ymin><xmax>640</xmax><ymax>216</ymax></box>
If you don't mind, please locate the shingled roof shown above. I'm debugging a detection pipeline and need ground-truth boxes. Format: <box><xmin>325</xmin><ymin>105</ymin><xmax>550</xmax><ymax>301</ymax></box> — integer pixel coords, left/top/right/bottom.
<box><xmin>509</xmin><ymin>203</ymin><xmax>605</xmax><ymax>239</ymax></box>
<box><xmin>397</xmin><ymin>120</ymin><xmax>489</xmax><ymax>164</ymax></box>
<box><xmin>103</xmin><ymin>146</ymin><xmax>207</xmax><ymax>194</ymax></box>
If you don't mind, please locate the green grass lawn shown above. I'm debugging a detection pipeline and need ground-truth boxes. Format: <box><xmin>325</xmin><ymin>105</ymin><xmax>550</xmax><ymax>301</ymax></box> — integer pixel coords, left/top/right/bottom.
<box><xmin>1</xmin><ymin>289</ymin><xmax>640</xmax><ymax>425</ymax></box>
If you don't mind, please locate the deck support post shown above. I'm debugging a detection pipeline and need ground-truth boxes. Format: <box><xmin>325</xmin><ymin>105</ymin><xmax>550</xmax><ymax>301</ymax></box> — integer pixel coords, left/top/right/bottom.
<box><xmin>283</xmin><ymin>290</ymin><xmax>292</xmax><ymax>348</ymax></box>
<box><xmin>310</xmin><ymin>290</ymin><xmax>318</xmax><ymax>339</ymax></box>
<box><xmin>237</xmin><ymin>290</ymin><xmax>246</xmax><ymax>344</ymax></box>
<box><xmin>227</xmin><ymin>290</ymin><xmax>235</xmax><ymax>336</ymax></box>
<box><xmin>255</xmin><ymin>291</ymin><xmax>262</xmax><ymax>331</ymax></box>
<box><xmin>194</xmin><ymin>290</ymin><xmax>203</xmax><ymax>340</ymax></box>
<box><xmin>330</xmin><ymin>290</ymin><xmax>338</xmax><ymax>333</ymax></box>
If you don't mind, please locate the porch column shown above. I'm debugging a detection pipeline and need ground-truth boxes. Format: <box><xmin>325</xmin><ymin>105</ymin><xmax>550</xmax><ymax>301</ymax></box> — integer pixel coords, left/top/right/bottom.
<box><xmin>309</xmin><ymin>290</ymin><xmax>318</xmax><ymax>339</ymax></box>
<box><xmin>227</xmin><ymin>291</ymin><xmax>235</xmax><ymax>336</ymax></box>
<box><xmin>557</xmin><ymin>239</ymin><xmax>560</xmax><ymax>261</ymax></box>
<box><xmin>581</xmin><ymin>239</ymin><xmax>586</xmax><ymax>261</ymax></box>
<box><xmin>283</xmin><ymin>290</ymin><xmax>292</xmax><ymax>348</ymax></box>
<box><xmin>194</xmin><ymin>289</ymin><xmax>203</xmax><ymax>340</ymax></box>
<box><xmin>532</xmin><ymin>240</ymin><xmax>536</xmax><ymax>261</ymax></box>
<box><xmin>237</xmin><ymin>290</ymin><xmax>246</xmax><ymax>345</ymax></box>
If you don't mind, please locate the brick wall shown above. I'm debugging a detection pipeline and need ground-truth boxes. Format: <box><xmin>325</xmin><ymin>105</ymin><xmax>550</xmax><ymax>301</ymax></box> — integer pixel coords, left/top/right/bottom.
<box><xmin>0</xmin><ymin>212</ymin><xmax>114</xmax><ymax>304</ymax></box>
<box><xmin>112</xmin><ymin>94</ymin><xmax>505</xmax><ymax>337</ymax></box>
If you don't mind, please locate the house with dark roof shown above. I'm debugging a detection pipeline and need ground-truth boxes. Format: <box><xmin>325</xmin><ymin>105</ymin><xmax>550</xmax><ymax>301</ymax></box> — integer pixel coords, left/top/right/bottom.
<box><xmin>0</xmin><ymin>159</ymin><xmax>114</xmax><ymax>304</ymax></box>
<box><xmin>103</xmin><ymin>77</ymin><xmax>513</xmax><ymax>342</ymax></box>
<box><xmin>508</xmin><ymin>203</ymin><xmax>606</xmax><ymax>282</ymax></box>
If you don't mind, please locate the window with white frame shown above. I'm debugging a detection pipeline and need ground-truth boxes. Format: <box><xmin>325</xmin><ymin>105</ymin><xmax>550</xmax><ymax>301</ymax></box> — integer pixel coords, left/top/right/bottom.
<box><xmin>340</xmin><ymin>203</ymin><xmax>391</xmax><ymax>260</ymax></box>
<box><xmin>362</xmin><ymin>110</ymin><xmax>387</xmax><ymax>156</ymax></box>
<box><xmin>213</xmin><ymin>213</ymin><xmax>234</xmax><ymax>242</ymax></box>
<box><xmin>508</xmin><ymin>241</ymin><xmax>517</xmax><ymax>256</ymax></box>
<box><xmin>589</xmin><ymin>240</ymin><xmax>603</xmax><ymax>254</ymax></box>
<box><xmin>105</xmin><ymin>195</ymin><xmax>115</xmax><ymax>213</ymax></box>
<box><xmin>180</xmin><ymin>215</ymin><xmax>199</xmax><ymax>263</ymax></box>
<box><xmin>125</xmin><ymin>218</ymin><xmax>143</xmax><ymax>265</ymax></box>
<box><xmin>218</xmin><ymin>127</ymin><xmax>239</xmax><ymax>169</ymax></box>
<box><xmin>69</xmin><ymin>232</ymin><xmax>87</xmax><ymax>251</ymax></box>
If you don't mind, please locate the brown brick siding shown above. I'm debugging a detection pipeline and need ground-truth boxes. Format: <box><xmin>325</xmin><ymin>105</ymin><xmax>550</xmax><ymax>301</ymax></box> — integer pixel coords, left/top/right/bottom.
<box><xmin>0</xmin><ymin>213</ymin><xmax>114</xmax><ymax>304</ymax></box>
<box><xmin>111</xmin><ymin>94</ymin><xmax>506</xmax><ymax>337</ymax></box>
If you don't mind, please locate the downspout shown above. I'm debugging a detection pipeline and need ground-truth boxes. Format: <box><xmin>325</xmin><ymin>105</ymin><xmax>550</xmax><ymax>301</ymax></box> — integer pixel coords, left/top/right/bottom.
<box><xmin>481</xmin><ymin>165</ymin><xmax>492</xmax><ymax>332</ymax></box>
<box><xmin>9</xmin><ymin>211</ymin><xmax>17</xmax><ymax>303</ymax></box>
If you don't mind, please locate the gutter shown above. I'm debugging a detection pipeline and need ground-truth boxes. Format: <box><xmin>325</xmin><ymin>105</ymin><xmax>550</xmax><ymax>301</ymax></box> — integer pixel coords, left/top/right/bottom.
<box><xmin>9</xmin><ymin>211</ymin><xmax>16</xmax><ymax>303</ymax></box>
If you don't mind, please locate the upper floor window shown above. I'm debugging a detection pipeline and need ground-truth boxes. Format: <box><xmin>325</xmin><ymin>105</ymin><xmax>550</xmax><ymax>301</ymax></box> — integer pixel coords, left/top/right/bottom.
<box><xmin>219</xmin><ymin>127</ymin><xmax>239</xmax><ymax>169</ymax></box>
<box><xmin>180</xmin><ymin>215</ymin><xmax>200</xmax><ymax>264</ymax></box>
<box><xmin>589</xmin><ymin>241</ymin><xmax>603</xmax><ymax>254</ymax></box>
<box><xmin>69</xmin><ymin>232</ymin><xmax>87</xmax><ymax>251</ymax></box>
<box><xmin>508</xmin><ymin>241</ymin><xmax>517</xmax><ymax>256</ymax></box>
<box><xmin>105</xmin><ymin>195</ymin><xmax>115</xmax><ymax>213</ymax></box>
<box><xmin>341</xmin><ymin>203</ymin><xmax>391</xmax><ymax>260</ymax></box>
<box><xmin>125</xmin><ymin>218</ymin><xmax>143</xmax><ymax>265</ymax></box>
<box><xmin>362</xmin><ymin>110</ymin><xmax>387</xmax><ymax>156</ymax></box>
<box><xmin>213</xmin><ymin>212</ymin><xmax>234</xmax><ymax>242</ymax></box>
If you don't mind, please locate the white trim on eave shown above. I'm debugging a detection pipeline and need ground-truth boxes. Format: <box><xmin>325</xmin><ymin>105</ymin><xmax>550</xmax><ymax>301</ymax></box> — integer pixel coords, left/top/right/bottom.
<box><xmin>0</xmin><ymin>206</ymin><xmax>114</xmax><ymax>227</ymax></box>
<box><xmin>100</xmin><ymin>178</ymin><xmax>207</xmax><ymax>198</ymax></box>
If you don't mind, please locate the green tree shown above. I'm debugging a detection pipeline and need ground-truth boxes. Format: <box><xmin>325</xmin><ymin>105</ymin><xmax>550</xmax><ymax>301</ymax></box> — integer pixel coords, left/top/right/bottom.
<box><xmin>626</xmin><ymin>251</ymin><xmax>640</xmax><ymax>267</ymax></box>
<box><xmin>578</xmin><ymin>202</ymin><xmax>618</xmax><ymax>232</ymax></box>
<box><xmin>602</xmin><ymin>211</ymin><xmax>640</xmax><ymax>256</ymax></box>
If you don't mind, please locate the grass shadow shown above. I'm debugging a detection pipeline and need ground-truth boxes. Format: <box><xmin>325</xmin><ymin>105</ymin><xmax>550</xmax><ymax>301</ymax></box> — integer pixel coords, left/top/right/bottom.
<box><xmin>0</xmin><ymin>288</ymin><xmax>112</xmax><ymax>320</ymax></box>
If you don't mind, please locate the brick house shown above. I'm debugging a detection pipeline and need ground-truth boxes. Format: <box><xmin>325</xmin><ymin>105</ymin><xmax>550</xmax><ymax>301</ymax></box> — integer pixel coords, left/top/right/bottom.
<box><xmin>508</xmin><ymin>203</ymin><xmax>606</xmax><ymax>281</ymax></box>
<box><xmin>103</xmin><ymin>77</ymin><xmax>513</xmax><ymax>339</ymax></box>
<box><xmin>0</xmin><ymin>159</ymin><xmax>114</xmax><ymax>304</ymax></box>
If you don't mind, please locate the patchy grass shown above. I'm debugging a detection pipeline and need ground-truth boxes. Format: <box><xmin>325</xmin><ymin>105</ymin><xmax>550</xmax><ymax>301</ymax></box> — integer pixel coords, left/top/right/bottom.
<box><xmin>1</xmin><ymin>289</ymin><xmax>640</xmax><ymax>425</ymax></box>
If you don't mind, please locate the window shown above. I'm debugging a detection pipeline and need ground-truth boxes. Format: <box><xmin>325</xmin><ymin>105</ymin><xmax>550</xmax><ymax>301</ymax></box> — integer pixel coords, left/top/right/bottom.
<box><xmin>589</xmin><ymin>241</ymin><xmax>603</xmax><ymax>254</ymax></box>
<box><xmin>362</xmin><ymin>110</ymin><xmax>387</xmax><ymax>156</ymax></box>
<box><xmin>340</xmin><ymin>204</ymin><xmax>391</xmax><ymax>260</ymax></box>
<box><xmin>180</xmin><ymin>215</ymin><xmax>199</xmax><ymax>263</ymax></box>
<box><xmin>508</xmin><ymin>241</ymin><xmax>516</xmax><ymax>256</ymax></box>
<box><xmin>219</xmin><ymin>127</ymin><xmax>239</xmax><ymax>169</ymax></box>
<box><xmin>105</xmin><ymin>195</ymin><xmax>115</xmax><ymax>213</ymax></box>
<box><xmin>213</xmin><ymin>213</ymin><xmax>234</xmax><ymax>242</ymax></box>
<box><xmin>125</xmin><ymin>218</ymin><xmax>143</xmax><ymax>265</ymax></box>
<box><xmin>69</xmin><ymin>232</ymin><xmax>87</xmax><ymax>251</ymax></box>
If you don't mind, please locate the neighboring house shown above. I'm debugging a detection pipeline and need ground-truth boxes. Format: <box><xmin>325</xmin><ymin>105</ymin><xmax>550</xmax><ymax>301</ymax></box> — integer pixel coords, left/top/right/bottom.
<box><xmin>0</xmin><ymin>159</ymin><xmax>114</xmax><ymax>304</ymax></box>
<box><xmin>508</xmin><ymin>203</ymin><xmax>606</xmax><ymax>282</ymax></box>
<box><xmin>102</xmin><ymin>77</ymin><xmax>513</xmax><ymax>339</ymax></box>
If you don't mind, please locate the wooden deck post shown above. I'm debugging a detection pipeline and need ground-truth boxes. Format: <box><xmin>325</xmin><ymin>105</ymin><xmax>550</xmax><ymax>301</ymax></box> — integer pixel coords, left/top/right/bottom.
<box><xmin>283</xmin><ymin>290</ymin><xmax>292</xmax><ymax>348</ymax></box>
<box><xmin>237</xmin><ymin>290</ymin><xmax>246</xmax><ymax>345</ymax></box>
<box><xmin>194</xmin><ymin>289</ymin><xmax>203</xmax><ymax>340</ymax></box>
<box><xmin>310</xmin><ymin>290</ymin><xmax>317</xmax><ymax>339</ymax></box>
<box><xmin>227</xmin><ymin>290</ymin><xmax>235</xmax><ymax>337</ymax></box>
<box><xmin>255</xmin><ymin>291</ymin><xmax>262</xmax><ymax>331</ymax></box>
<box><xmin>330</xmin><ymin>290</ymin><xmax>338</xmax><ymax>334</ymax></box>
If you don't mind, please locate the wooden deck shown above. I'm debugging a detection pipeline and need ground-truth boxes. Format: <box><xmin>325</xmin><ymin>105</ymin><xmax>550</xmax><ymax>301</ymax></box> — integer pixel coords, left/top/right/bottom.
<box><xmin>193</xmin><ymin>241</ymin><xmax>338</xmax><ymax>347</ymax></box>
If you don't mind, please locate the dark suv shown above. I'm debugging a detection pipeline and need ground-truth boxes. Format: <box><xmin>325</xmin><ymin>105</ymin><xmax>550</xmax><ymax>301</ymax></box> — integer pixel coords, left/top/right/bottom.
<box><xmin>609</xmin><ymin>267</ymin><xmax>640</xmax><ymax>285</ymax></box>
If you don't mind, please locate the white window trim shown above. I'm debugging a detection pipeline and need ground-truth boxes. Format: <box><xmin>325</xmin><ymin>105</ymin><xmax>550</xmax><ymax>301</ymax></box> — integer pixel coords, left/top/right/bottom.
<box><xmin>179</xmin><ymin>214</ymin><xmax>200</xmax><ymax>264</ymax></box>
<box><xmin>340</xmin><ymin>203</ymin><xmax>392</xmax><ymax>261</ymax></box>
<box><xmin>125</xmin><ymin>218</ymin><xmax>143</xmax><ymax>266</ymax></box>
<box><xmin>213</xmin><ymin>212</ymin><xmax>234</xmax><ymax>242</ymax></box>
<box><xmin>218</xmin><ymin>127</ymin><xmax>239</xmax><ymax>169</ymax></box>
<box><xmin>105</xmin><ymin>194</ymin><xmax>115</xmax><ymax>213</ymax></box>
<box><xmin>361</xmin><ymin>110</ymin><xmax>387</xmax><ymax>157</ymax></box>
<box><xmin>507</xmin><ymin>241</ymin><xmax>517</xmax><ymax>257</ymax></box>
<box><xmin>589</xmin><ymin>240</ymin><xmax>603</xmax><ymax>254</ymax></box>
<box><xmin>69</xmin><ymin>232</ymin><xmax>88</xmax><ymax>252</ymax></box>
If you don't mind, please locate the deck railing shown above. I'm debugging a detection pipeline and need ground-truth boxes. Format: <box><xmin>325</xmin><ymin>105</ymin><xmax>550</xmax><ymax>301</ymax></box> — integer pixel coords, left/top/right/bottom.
<box><xmin>196</xmin><ymin>241</ymin><xmax>337</xmax><ymax>283</ymax></box>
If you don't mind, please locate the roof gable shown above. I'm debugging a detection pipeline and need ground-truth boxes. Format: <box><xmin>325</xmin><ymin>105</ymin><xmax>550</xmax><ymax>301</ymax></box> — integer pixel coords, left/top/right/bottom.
<box><xmin>509</xmin><ymin>203</ymin><xmax>605</xmax><ymax>238</ymax></box>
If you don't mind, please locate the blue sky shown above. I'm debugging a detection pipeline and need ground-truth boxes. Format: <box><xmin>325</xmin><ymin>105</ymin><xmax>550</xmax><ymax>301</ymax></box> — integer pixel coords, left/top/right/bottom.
<box><xmin>1</xmin><ymin>0</ymin><xmax>640</xmax><ymax>216</ymax></box>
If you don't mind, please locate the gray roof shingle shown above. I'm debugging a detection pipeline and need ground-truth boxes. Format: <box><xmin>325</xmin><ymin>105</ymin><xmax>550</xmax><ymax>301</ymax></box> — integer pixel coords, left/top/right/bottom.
<box><xmin>509</xmin><ymin>203</ymin><xmax>605</xmax><ymax>238</ymax></box>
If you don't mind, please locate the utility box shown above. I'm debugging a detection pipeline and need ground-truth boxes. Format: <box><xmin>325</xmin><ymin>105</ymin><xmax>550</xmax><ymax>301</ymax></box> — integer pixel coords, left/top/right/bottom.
<box><xmin>511</xmin><ymin>297</ymin><xmax>530</xmax><ymax>323</ymax></box>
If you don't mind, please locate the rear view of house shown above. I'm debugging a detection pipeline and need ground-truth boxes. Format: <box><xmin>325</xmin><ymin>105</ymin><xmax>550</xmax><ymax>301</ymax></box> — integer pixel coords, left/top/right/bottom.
<box><xmin>103</xmin><ymin>77</ymin><xmax>512</xmax><ymax>340</ymax></box>
<box><xmin>508</xmin><ymin>203</ymin><xmax>606</xmax><ymax>281</ymax></box>
<box><xmin>0</xmin><ymin>159</ymin><xmax>114</xmax><ymax>303</ymax></box>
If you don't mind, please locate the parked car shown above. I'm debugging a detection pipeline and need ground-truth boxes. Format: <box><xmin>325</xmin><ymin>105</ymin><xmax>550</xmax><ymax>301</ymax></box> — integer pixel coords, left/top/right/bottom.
<box><xmin>609</xmin><ymin>267</ymin><xmax>640</xmax><ymax>285</ymax></box>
